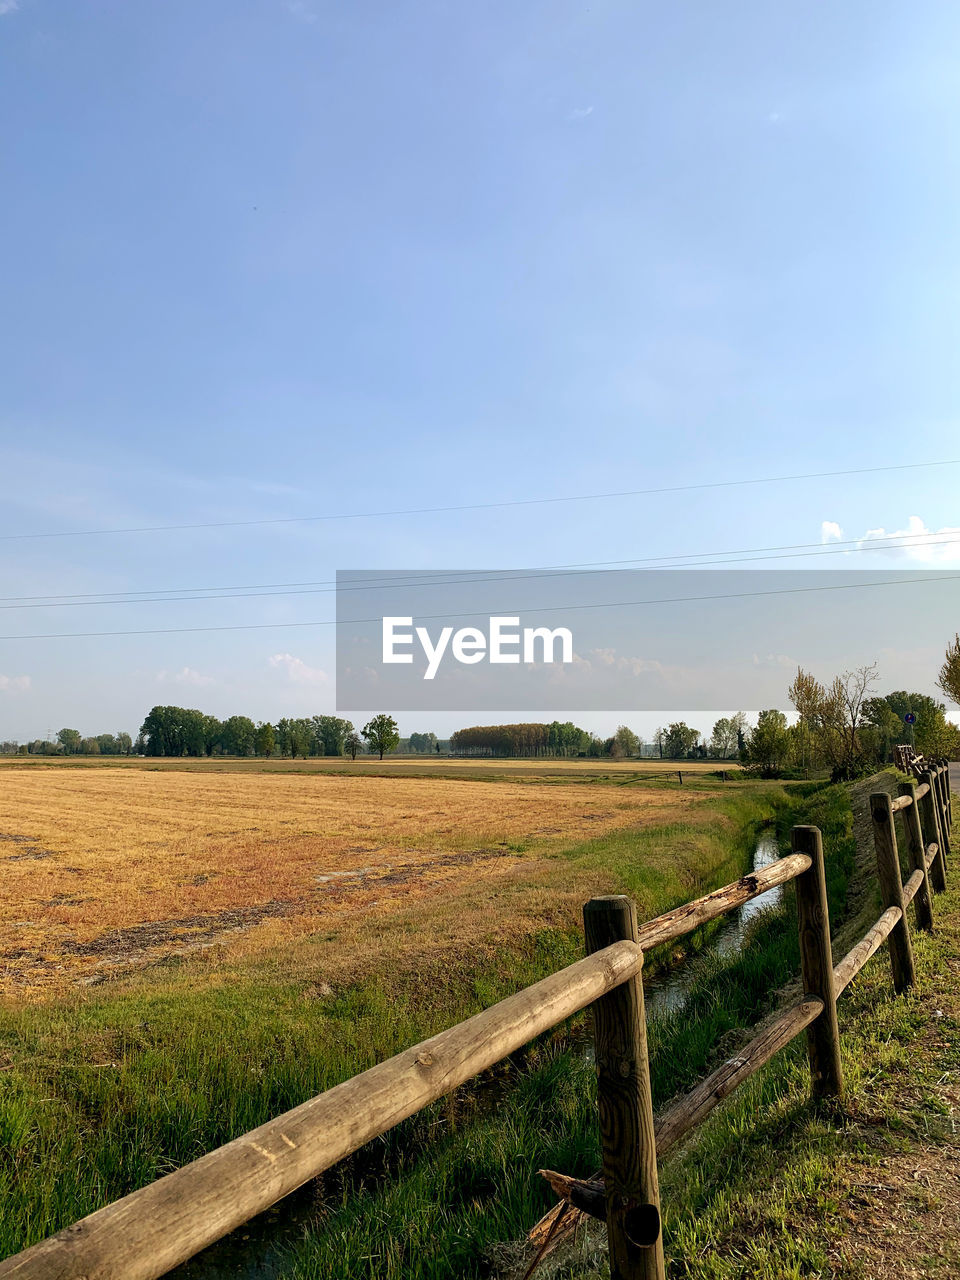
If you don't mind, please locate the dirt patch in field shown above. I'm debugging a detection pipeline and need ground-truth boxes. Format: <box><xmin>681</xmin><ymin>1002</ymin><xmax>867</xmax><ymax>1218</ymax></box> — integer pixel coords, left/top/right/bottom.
<box><xmin>65</xmin><ymin>901</ymin><xmax>297</xmax><ymax>957</ymax></box>
<box><xmin>830</xmin><ymin>1145</ymin><xmax>960</xmax><ymax>1277</ymax></box>
<box><xmin>1</xmin><ymin>832</ymin><xmax>56</xmax><ymax>860</ymax></box>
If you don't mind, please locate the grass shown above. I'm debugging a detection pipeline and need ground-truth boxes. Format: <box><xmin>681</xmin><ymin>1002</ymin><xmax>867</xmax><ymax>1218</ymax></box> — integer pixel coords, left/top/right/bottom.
<box><xmin>560</xmin><ymin>815</ymin><xmax>960</xmax><ymax>1278</ymax></box>
<box><xmin>0</xmin><ymin>776</ymin><xmax>780</xmax><ymax>1268</ymax></box>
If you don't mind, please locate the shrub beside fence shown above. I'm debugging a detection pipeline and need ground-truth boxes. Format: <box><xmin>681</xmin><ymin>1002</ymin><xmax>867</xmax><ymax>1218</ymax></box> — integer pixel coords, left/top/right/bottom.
<box><xmin>0</xmin><ymin>763</ymin><xmax>953</xmax><ymax>1280</ymax></box>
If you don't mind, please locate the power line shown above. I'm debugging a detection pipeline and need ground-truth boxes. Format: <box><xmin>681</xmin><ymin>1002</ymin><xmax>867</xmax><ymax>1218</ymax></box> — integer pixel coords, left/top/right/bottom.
<box><xmin>2</xmin><ymin>457</ymin><xmax>958</xmax><ymax>542</ymax></box>
<box><xmin>1</xmin><ymin>571</ymin><xmax>957</xmax><ymax>641</ymax></box>
<box><xmin>2</xmin><ymin>529</ymin><xmax>959</xmax><ymax>610</ymax></box>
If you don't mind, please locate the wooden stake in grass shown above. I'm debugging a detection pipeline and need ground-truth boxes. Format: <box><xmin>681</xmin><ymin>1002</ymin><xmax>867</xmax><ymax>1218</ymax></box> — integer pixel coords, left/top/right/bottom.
<box><xmin>583</xmin><ymin>896</ymin><xmax>665</xmax><ymax>1280</ymax></box>
<box><xmin>791</xmin><ymin>825</ymin><xmax>843</xmax><ymax>1099</ymax></box>
<box><xmin>869</xmin><ymin>793</ymin><xmax>917</xmax><ymax>993</ymax></box>
<box><xmin>897</xmin><ymin>781</ymin><xmax>934</xmax><ymax>933</ymax></box>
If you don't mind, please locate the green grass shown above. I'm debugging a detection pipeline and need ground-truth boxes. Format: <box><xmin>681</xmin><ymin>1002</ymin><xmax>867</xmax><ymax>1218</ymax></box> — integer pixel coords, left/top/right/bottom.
<box><xmin>276</xmin><ymin>783</ymin><xmax>856</xmax><ymax>1280</ymax></box>
<box><xmin>0</xmin><ymin>782</ymin><xmax>854</xmax><ymax>1278</ymax></box>
<box><xmin>565</xmin><ymin>877</ymin><xmax>960</xmax><ymax>1279</ymax></box>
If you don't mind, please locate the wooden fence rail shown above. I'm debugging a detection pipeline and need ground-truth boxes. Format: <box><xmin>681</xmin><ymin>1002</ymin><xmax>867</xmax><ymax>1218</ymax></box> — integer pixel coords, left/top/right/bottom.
<box><xmin>0</xmin><ymin>763</ymin><xmax>953</xmax><ymax>1280</ymax></box>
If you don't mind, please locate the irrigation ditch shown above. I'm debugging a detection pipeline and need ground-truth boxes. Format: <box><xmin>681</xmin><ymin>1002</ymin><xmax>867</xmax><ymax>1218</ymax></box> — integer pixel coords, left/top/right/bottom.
<box><xmin>167</xmin><ymin>803</ymin><xmax>829</xmax><ymax>1280</ymax></box>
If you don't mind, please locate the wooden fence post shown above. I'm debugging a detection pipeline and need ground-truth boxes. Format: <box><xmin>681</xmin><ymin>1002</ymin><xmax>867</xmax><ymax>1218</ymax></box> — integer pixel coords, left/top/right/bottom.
<box><xmin>897</xmin><ymin>781</ymin><xmax>934</xmax><ymax>933</ymax></box>
<box><xmin>919</xmin><ymin>770</ymin><xmax>948</xmax><ymax>893</ymax></box>
<box><xmin>935</xmin><ymin>765</ymin><xmax>952</xmax><ymax>854</ymax></box>
<box><xmin>791</xmin><ymin>826</ymin><xmax>843</xmax><ymax>1099</ymax></box>
<box><xmin>944</xmin><ymin>761</ymin><xmax>953</xmax><ymax>829</ymax></box>
<box><xmin>869</xmin><ymin>793</ymin><xmax>917</xmax><ymax>993</ymax></box>
<box><xmin>584</xmin><ymin>896</ymin><xmax>665</xmax><ymax>1280</ymax></box>
<box><xmin>945</xmin><ymin>761</ymin><xmax>953</xmax><ymax>829</ymax></box>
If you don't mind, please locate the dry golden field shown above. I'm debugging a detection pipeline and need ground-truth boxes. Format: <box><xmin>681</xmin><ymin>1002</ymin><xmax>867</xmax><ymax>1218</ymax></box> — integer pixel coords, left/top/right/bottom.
<box><xmin>0</xmin><ymin>753</ymin><xmax>731</xmax><ymax>781</ymax></box>
<box><xmin>0</xmin><ymin>765</ymin><xmax>707</xmax><ymax>997</ymax></box>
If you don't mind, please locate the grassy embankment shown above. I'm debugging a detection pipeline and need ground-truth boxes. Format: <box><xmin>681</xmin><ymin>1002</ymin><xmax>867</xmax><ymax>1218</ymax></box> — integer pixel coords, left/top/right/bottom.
<box><xmin>277</xmin><ymin>782</ymin><xmax>857</xmax><ymax>1280</ymax></box>
<box><xmin>560</xmin><ymin>774</ymin><xmax>960</xmax><ymax>1280</ymax></box>
<box><xmin>0</xmin><ymin>772</ymin><xmax>775</xmax><ymax>1269</ymax></box>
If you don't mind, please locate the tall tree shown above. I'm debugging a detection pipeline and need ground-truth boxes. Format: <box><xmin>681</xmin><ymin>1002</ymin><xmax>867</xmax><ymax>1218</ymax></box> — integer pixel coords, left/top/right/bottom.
<box><xmin>863</xmin><ymin>697</ymin><xmax>903</xmax><ymax>762</ymax></box>
<box><xmin>362</xmin><ymin>714</ymin><xmax>400</xmax><ymax>760</ymax></box>
<box><xmin>57</xmin><ymin>728</ymin><xmax>82</xmax><ymax>755</ymax></box>
<box><xmin>817</xmin><ymin>664</ymin><xmax>880</xmax><ymax>780</ymax></box>
<box><xmin>662</xmin><ymin>722</ymin><xmax>699</xmax><ymax>758</ymax></box>
<box><xmin>345</xmin><ymin>730</ymin><xmax>363</xmax><ymax>760</ymax></box>
<box><xmin>275</xmin><ymin>718</ymin><xmax>292</xmax><ymax>757</ymax></box>
<box><xmin>139</xmin><ymin>706</ymin><xmax>221</xmax><ymax>757</ymax></box>
<box><xmin>221</xmin><ymin>715</ymin><xmax>256</xmax><ymax>757</ymax></box>
<box><xmin>288</xmin><ymin>719</ymin><xmax>314</xmax><ymax>759</ymax></box>
<box><xmin>311</xmin><ymin>715</ymin><xmax>355</xmax><ymax>757</ymax></box>
<box><xmin>732</xmin><ymin>711</ymin><xmax>749</xmax><ymax>756</ymax></box>
<box><xmin>709</xmin><ymin>717</ymin><xmax>737</xmax><ymax>758</ymax></box>
<box><xmin>788</xmin><ymin>668</ymin><xmax>827</xmax><ymax>774</ymax></box>
<box><xmin>938</xmin><ymin>633</ymin><xmax>960</xmax><ymax>708</ymax></box>
<box><xmin>744</xmin><ymin>709</ymin><xmax>792</xmax><ymax>777</ymax></box>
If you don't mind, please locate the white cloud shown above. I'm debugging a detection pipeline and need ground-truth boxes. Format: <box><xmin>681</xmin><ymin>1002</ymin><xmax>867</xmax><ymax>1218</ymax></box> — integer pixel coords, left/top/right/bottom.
<box><xmin>572</xmin><ymin>649</ymin><xmax>667</xmax><ymax>677</ymax></box>
<box><xmin>569</xmin><ymin>105</ymin><xmax>594</xmax><ymax>120</ymax></box>
<box><xmin>156</xmin><ymin>667</ymin><xmax>215</xmax><ymax>688</ymax></box>
<box><xmin>821</xmin><ymin>515</ymin><xmax>960</xmax><ymax>564</ymax></box>
<box><xmin>599</xmin><ymin>650</ymin><xmax>662</xmax><ymax>676</ymax></box>
<box><xmin>0</xmin><ymin>674</ymin><xmax>30</xmax><ymax>692</ymax></box>
<box><xmin>859</xmin><ymin>515</ymin><xmax>960</xmax><ymax>564</ymax></box>
<box><xmin>269</xmin><ymin>653</ymin><xmax>328</xmax><ymax>685</ymax></box>
<box><xmin>0</xmin><ymin>2</ymin><xmax>19</xmax><ymax>16</ymax></box>
<box><xmin>751</xmin><ymin>653</ymin><xmax>796</xmax><ymax>669</ymax></box>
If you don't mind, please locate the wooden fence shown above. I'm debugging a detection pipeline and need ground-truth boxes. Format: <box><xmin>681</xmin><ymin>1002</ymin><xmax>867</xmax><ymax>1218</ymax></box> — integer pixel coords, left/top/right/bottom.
<box><xmin>0</xmin><ymin>762</ymin><xmax>953</xmax><ymax>1280</ymax></box>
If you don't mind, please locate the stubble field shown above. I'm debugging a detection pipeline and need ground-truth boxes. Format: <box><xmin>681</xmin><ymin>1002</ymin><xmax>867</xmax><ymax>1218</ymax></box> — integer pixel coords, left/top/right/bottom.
<box><xmin>0</xmin><ymin>763</ymin><xmax>710</xmax><ymax>997</ymax></box>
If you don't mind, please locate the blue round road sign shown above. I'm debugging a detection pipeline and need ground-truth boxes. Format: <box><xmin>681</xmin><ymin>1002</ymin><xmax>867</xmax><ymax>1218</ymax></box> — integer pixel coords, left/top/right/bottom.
<box><xmin>904</xmin><ymin>713</ymin><xmax>916</xmax><ymax>724</ymax></box>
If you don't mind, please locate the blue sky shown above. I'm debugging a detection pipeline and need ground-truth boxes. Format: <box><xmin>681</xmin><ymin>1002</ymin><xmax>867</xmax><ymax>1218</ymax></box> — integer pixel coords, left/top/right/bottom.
<box><xmin>2</xmin><ymin>0</ymin><xmax>959</xmax><ymax>741</ymax></box>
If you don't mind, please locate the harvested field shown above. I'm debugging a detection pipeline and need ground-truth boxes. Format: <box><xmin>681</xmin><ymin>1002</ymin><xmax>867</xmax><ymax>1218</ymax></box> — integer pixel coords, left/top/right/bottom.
<box><xmin>0</xmin><ymin>753</ymin><xmax>735</xmax><ymax>783</ymax></box>
<box><xmin>0</xmin><ymin>767</ymin><xmax>703</xmax><ymax>996</ymax></box>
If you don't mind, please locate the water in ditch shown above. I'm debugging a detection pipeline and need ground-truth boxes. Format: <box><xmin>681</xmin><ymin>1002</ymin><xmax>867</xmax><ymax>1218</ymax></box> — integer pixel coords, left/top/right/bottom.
<box><xmin>171</xmin><ymin>830</ymin><xmax>785</xmax><ymax>1279</ymax></box>
<box><xmin>642</xmin><ymin>830</ymin><xmax>784</xmax><ymax>1023</ymax></box>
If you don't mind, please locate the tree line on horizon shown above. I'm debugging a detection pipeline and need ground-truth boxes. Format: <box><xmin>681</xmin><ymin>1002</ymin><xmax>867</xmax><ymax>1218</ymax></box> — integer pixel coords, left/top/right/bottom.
<box><xmin>1</xmin><ymin>708</ymin><xmax>416</xmax><ymax>761</ymax></box>
<box><xmin>3</xmin><ymin>635</ymin><xmax>958</xmax><ymax>768</ymax></box>
<box><xmin>1</xmin><ymin>730</ymin><xmax>136</xmax><ymax>758</ymax></box>
<box><xmin>134</xmin><ymin>707</ymin><xmax>414</xmax><ymax>760</ymax></box>
<box><xmin>446</xmin><ymin>721</ymin><xmax>720</xmax><ymax>759</ymax></box>
<box><xmin>740</xmin><ymin>667</ymin><xmax>960</xmax><ymax>780</ymax></box>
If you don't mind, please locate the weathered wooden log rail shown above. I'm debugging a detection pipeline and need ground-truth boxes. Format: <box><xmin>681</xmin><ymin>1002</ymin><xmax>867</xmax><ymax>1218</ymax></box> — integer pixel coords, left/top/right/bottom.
<box><xmin>0</xmin><ymin>763</ymin><xmax>953</xmax><ymax>1280</ymax></box>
